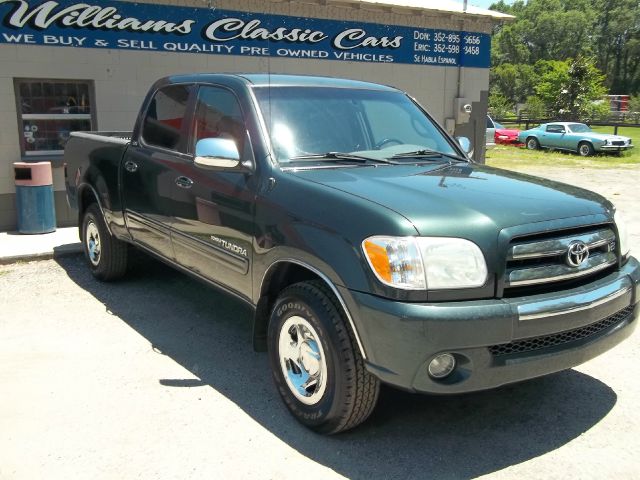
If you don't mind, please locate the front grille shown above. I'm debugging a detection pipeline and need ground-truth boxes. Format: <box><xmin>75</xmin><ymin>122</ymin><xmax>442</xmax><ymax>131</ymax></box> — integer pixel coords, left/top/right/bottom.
<box><xmin>503</xmin><ymin>225</ymin><xmax>618</xmax><ymax>295</ymax></box>
<box><xmin>611</xmin><ymin>141</ymin><xmax>625</xmax><ymax>146</ymax></box>
<box><xmin>489</xmin><ymin>305</ymin><xmax>634</xmax><ymax>356</ymax></box>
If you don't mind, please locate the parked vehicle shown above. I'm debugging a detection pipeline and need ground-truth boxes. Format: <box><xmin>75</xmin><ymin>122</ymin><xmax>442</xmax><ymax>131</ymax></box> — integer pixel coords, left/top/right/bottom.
<box><xmin>65</xmin><ymin>74</ymin><xmax>639</xmax><ymax>434</ymax></box>
<box><xmin>487</xmin><ymin>116</ymin><xmax>520</xmax><ymax>144</ymax></box>
<box><xmin>485</xmin><ymin>115</ymin><xmax>496</xmax><ymax>149</ymax></box>
<box><xmin>518</xmin><ymin>122</ymin><xmax>633</xmax><ymax>156</ymax></box>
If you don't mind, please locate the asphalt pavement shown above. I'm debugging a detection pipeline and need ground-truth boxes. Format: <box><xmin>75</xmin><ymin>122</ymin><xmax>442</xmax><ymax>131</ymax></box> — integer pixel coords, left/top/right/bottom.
<box><xmin>1</xmin><ymin>165</ymin><xmax>639</xmax><ymax>479</ymax></box>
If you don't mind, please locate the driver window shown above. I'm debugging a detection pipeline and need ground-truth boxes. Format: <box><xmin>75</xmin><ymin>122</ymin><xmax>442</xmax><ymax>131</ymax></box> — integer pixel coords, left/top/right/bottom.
<box><xmin>193</xmin><ymin>86</ymin><xmax>246</xmax><ymax>156</ymax></box>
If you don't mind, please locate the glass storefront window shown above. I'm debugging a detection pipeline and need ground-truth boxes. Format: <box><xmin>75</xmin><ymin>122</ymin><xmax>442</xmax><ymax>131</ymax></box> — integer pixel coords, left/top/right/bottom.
<box><xmin>14</xmin><ymin>79</ymin><xmax>95</xmax><ymax>156</ymax></box>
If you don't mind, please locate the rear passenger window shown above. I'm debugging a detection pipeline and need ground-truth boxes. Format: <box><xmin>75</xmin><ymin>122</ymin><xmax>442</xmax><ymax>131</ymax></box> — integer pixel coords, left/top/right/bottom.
<box><xmin>142</xmin><ymin>85</ymin><xmax>191</xmax><ymax>151</ymax></box>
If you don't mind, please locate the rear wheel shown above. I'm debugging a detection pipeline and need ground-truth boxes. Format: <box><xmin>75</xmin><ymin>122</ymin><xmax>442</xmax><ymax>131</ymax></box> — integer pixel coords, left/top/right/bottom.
<box><xmin>526</xmin><ymin>137</ymin><xmax>540</xmax><ymax>150</ymax></box>
<box><xmin>81</xmin><ymin>203</ymin><xmax>128</xmax><ymax>281</ymax></box>
<box><xmin>578</xmin><ymin>142</ymin><xmax>594</xmax><ymax>157</ymax></box>
<box><xmin>268</xmin><ymin>280</ymin><xmax>380</xmax><ymax>434</ymax></box>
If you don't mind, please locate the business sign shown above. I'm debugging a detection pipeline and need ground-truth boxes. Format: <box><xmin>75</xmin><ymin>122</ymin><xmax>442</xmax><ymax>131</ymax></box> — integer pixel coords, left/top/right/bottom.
<box><xmin>0</xmin><ymin>0</ymin><xmax>491</xmax><ymax>68</ymax></box>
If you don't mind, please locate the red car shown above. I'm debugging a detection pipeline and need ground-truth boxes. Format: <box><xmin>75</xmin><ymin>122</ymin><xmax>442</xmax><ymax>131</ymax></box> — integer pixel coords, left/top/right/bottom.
<box><xmin>487</xmin><ymin>116</ymin><xmax>520</xmax><ymax>144</ymax></box>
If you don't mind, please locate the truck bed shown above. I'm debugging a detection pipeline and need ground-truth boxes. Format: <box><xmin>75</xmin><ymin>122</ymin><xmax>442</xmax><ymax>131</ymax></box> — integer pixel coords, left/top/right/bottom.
<box><xmin>64</xmin><ymin>131</ymin><xmax>132</xmax><ymax>214</ymax></box>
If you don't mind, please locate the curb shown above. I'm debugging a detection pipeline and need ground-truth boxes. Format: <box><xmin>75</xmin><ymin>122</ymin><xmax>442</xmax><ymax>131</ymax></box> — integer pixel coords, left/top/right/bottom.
<box><xmin>0</xmin><ymin>243</ymin><xmax>83</xmax><ymax>265</ymax></box>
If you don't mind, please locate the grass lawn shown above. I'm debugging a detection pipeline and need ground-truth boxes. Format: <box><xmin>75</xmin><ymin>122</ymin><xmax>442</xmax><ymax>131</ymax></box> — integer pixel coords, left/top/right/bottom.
<box><xmin>485</xmin><ymin>125</ymin><xmax>640</xmax><ymax>169</ymax></box>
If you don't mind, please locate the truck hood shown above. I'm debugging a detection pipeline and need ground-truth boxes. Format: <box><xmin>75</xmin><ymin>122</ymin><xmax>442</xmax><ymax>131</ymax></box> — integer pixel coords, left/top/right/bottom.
<box><xmin>290</xmin><ymin>163</ymin><xmax>612</xmax><ymax>235</ymax></box>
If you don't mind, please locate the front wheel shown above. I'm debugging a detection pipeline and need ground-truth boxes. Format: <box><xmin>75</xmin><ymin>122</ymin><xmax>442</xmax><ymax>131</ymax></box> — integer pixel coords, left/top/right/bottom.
<box><xmin>578</xmin><ymin>142</ymin><xmax>594</xmax><ymax>157</ymax></box>
<box><xmin>268</xmin><ymin>280</ymin><xmax>380</xmax><ymax>434</ymax></box>
<box><xmin>81</xmin><ymin>203</ymin><xmax>128</xmax><ymax>281</ymax></box>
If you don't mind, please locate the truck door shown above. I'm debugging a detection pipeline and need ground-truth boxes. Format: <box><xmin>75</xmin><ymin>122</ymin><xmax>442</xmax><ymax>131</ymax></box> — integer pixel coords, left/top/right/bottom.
<box><xmin>169</xmin><ymin>85</ymin><xmax>255</xmax><ymax>299</ymax></box>
<box><xmin>121</xmin><ymin>84</ymin><xmax>194</xmax><ymax>259</ymax></box>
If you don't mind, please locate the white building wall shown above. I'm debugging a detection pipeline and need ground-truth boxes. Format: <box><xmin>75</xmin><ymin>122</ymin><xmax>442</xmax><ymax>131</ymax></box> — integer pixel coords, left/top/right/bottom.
<box><xmin>0</xmin><ymin>0</ymin><xmax>494</xmax><ymax>229</ymax></box>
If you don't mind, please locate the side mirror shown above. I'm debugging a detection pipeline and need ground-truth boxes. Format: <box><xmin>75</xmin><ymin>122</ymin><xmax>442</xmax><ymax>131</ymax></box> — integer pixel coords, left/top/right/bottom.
<box><xmin>455</xmin><ymin>136</ymin><xmax>473</xmax><ymax>155</ymax></box>
<box><xmin>194</xmin><ymin>138</ymin><xmax>241</xmax><ymax>169</ymax></box>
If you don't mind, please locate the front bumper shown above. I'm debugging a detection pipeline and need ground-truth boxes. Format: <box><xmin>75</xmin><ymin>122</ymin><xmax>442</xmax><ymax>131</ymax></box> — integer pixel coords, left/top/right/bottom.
<box><xmin>341</xmin><ymin>256</ymin><xmax>640</xmax><ymax>394</ymax></box>
<box><xmin>597</xmin><ymin>144</ymin><xmax>634</xmax><ymax>151</ymax></box>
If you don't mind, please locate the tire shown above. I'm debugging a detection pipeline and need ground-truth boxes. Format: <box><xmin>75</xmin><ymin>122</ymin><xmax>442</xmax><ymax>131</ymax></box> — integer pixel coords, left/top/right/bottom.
<box><xmin>578</xmin><ymin>142</ymin><xmax>594</xmax><ymax>157</ymax></box>
<box><xmin>81</xmin><ymin>203</ymin><xmax>128</xmax><ymax>281</ymax></box>
<box><xmin>526</xmin><ymin>137</ymin><xmax>540</xmax><ymax>150</ymax></box>
<box><xmin>268</xmin><ymin>280</ymin><xmax>380</xmax><ymax>434</ymax></box>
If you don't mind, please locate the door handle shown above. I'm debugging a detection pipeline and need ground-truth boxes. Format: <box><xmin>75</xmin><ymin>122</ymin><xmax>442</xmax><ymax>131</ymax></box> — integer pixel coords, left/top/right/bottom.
<box><xmin>175</xmin><ymin>176</ymin><xmax>194</xmax><ymax>189</ymax></box>
<box><xmin>124</xmin><ymin>160</ymin><xmax>138</xmax><ymax>173</ymax></box>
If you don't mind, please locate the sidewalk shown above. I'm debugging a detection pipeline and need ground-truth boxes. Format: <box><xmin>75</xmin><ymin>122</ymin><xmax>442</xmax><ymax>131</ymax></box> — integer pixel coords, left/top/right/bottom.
<box><xmin>0</xmin><ymin>227</ymin><xmax>82</xmax><ymax>264</ymax></box>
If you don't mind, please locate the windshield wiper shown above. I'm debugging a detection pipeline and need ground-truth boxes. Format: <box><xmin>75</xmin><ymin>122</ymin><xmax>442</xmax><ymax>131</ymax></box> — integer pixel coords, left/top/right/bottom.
<box><xmin>288</xmin><ymin>152</ymin><xmax>397</xmax><ymax>164</ymax></box>
<box><xmin>390</xmin><ymin>149</ymin><xmax>468</xmax><ymax>163</ymax></box>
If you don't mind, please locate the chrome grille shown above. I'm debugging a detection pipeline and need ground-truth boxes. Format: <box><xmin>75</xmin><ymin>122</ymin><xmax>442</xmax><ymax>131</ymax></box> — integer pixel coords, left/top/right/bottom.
<box><xmin>489</xmin><ymin>305</ymin><xmax>633</xmax><ymax>356</ymax></box>
<box><xmin>504</xmin><ymin>227</ymin><xmax>617</xmax><ymax>291</ymax></box>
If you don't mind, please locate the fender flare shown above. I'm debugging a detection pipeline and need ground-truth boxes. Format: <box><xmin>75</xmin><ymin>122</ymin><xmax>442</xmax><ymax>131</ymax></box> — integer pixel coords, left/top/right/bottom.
<box><xmin>259</xmin><ymin>257</ymin><xmax>367</xmax><ymax>359</ymax></box>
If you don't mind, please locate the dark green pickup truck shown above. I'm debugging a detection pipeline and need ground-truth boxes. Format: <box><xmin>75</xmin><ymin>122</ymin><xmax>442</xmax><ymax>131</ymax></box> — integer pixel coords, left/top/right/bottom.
<box><xmin>65</xmin><ymin>74</ymin><xmax>639</xmax><ymax>434</ymax></box>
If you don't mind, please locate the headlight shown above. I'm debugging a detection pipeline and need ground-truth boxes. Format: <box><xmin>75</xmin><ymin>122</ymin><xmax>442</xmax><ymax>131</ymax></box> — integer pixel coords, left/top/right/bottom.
<box><xmin>614</xmin><ymin>210</ymin><xmax>630</xmax><ymax>256</ymax></box>
<box><xmin>362</xmin><ymin>236</ymin><xmax>488</xmax><ymax>290</ymax></box>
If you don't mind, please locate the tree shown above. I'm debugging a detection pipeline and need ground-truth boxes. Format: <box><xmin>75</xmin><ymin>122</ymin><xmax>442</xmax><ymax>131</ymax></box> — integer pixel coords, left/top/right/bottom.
<box><xmin>593</xmin><ymin>0</ymin><xmax>640</xmax><ymax>94</ymax></box>
<box><xmin>489</xmin><ymin>0</ymin><xmax>640</xmax><ymax>96</ymax></box>
<box><xmin>488</xmin><ymin>90</ymin><xmax>512</xmax><ymax>118</ymax></box>
<box><xmin>628</xmin><ymin>95</ymin><xmax>640</xmax><ymax>122</ymax></box>
<box><xmin>524</xmin><ymin>95</ymin><xmax>547</xmax><ymax>119</ymax></box>
<box><xmin>543</xmin><ymin>57</ymin><xmax>607</xmax><ymax>120</ymax></box>
<box><xmin>490</xmin><ymin>63</ymin><xmax>538</xmax><ymax>105</ymax></box>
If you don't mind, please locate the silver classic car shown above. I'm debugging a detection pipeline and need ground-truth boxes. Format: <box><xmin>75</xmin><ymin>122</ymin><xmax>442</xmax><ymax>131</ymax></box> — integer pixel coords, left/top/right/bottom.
<box><xmin>517</xmin><ymin>122</ymin><xmax>633</xmax><ymax>156</ymax></box>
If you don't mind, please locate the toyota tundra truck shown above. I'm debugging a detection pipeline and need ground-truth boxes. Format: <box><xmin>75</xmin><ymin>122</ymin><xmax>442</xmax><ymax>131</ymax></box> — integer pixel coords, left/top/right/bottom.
<box><xmin>64</xmin><ymin>74</ymin><xmax>639</xmax><ymax>434</ymax></box>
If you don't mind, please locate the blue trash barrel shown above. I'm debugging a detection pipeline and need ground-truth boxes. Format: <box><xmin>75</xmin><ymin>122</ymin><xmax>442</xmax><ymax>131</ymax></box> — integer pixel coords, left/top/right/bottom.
<box><xmin>14</xmin><ymin>161</ymin><xmax>56</xmax><ymax>234</ymax></box>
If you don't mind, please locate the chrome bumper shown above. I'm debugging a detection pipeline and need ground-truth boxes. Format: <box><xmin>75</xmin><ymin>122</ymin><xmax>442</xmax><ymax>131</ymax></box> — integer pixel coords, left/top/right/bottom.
<box><xmin>599</xmin><ymin>145</ymin><xmax>633</xmax><ymax>150</ymax></box>
<box><xmin>516</xmin><ymin>277</ymin><xmax>633</xmax><ymax>321</ymax></box>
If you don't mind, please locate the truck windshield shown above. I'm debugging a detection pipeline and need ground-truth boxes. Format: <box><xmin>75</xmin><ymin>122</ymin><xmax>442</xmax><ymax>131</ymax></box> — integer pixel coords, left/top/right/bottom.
<box><xmin>253</xmin><ymin>86</ymin><xmax>459</xmax><ymax>164</ymax></box>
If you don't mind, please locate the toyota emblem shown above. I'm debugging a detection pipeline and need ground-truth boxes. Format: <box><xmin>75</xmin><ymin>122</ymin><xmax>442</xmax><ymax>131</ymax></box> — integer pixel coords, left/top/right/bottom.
<box><xmin>566</xmin><ymin>241</ymin><xmax>589</xmax><ymax>267</ymax></box>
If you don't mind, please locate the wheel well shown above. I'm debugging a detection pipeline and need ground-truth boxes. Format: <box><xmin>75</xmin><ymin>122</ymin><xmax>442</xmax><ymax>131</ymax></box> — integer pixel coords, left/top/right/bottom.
<box><xmin>252</xmin><ymin>262</ymin><xmax>323</xmax><ymax>352</ymax></box>
<box><xmin>79</xmin><ymin>186</ymin><xmax>98</xmax><ymax>222</ymax></box>
<box><xmin>578</xmin><ymin>141</ymin><xmax>593</xmax><ymax>152</ymax></box>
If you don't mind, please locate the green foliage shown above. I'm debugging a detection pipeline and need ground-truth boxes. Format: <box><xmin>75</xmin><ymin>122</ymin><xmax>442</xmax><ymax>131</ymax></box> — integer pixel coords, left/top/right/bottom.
<box><xmin>628</xmin><ymin>96</ymin><xmax>640</xmax><ymax>122</ymax></box>
<box><xmin>583</xmin><ymin>100</ymin><xmax>612</xmax><ymax>121</ymax></box>
<box><xmin>488</xmin><ymin>90</ymin><xmax>512</xmax><ymax>118</ymax></box>
<box><xmin>524</xmin><ymin>95</ymin><xmax>547</xmax><ymax>119</ymax></box>
<box><xmin>489</xmin><ymin>0</ymin><xmax>640</xmax><ymax>106</ymax></box>
<box><xmin>534</xmin><ymin>60</ymin><xmax>571</xmax><ymax>109</ymax></box>
<box><xmin>490</xmin><ymin>63</ymin><xmax>537</xmax><ymax>104</ymax></box>
<box><xmin>548</xmin><ymin>57</ymin><xmax>607</xmax><ymax>120</ymax></box>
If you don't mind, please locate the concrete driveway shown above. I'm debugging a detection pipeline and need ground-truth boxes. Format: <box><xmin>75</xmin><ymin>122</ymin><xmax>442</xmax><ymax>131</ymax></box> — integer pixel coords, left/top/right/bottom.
<box><xmin>1</xmin><ymin>166</ymin><xmax>639</xmax><ymax>479</ymax></box>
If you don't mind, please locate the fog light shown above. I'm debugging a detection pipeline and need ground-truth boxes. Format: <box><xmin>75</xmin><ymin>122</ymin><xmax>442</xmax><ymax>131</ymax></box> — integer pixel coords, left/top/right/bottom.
<box><xmin>428</xmin><ymin>353</ymin><xmax>456</xmax><ymax>379</ymax></box>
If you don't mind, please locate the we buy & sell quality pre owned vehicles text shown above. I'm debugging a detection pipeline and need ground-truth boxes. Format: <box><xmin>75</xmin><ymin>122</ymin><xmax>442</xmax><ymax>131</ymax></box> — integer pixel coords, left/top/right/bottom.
<box><xmin>65</xmin><ymin>74</ymin><xmax>640</xmax><ymax>434</ymax></box>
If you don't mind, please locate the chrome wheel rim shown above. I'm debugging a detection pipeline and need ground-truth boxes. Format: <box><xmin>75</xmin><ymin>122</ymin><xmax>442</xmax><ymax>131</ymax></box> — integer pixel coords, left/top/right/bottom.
<box><xmin>85</xmin><ymin>221</ymin><xmax>101</xmax><ymax>266</ymax></box>
<box><xmin>278</xmin><ymin>316</ymin><xmax>328</xmax><ymax>405</ymax></box>
<box><xmin>527</xmin><ymin>138</ymin><xmax>537</xmax><ymax>150</ymax></box>
<box><xmin>579</xmin><ymin>144</ymin><xmax>590</xmax><ymax>156</ymax></box>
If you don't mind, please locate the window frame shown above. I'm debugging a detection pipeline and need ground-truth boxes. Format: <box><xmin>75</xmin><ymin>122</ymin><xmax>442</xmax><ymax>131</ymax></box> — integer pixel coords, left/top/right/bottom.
<box><xmin>13</xmin><ymin>78</ymin><xmax>97</xmax><ymax>158</ymax></box>
<box><xmin>139</xmin><ymin>82</ymin><xmax>196</xmax><ymax>155</ymax></box>
<box><xmin>187</xmin><ymin>83</ymin><xmax>253</xmax><ymax>162</ymax></box>
<box><xmin>546</xmin><ymin>124</ymin><xmax>565</xmax><ymax>134</ymax></box>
